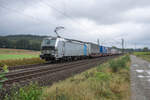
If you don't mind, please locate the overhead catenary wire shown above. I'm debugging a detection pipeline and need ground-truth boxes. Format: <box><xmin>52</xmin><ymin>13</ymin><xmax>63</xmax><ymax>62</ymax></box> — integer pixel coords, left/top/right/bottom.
<box><xmin>43</xmin><ymin>0</ymin><xmax>118</xmax><ymax>46</ymax></box>
<box><xmin>38</xmin><ymin>0</ymin><xmax>105</xmax><ymax>38</ymax></box>
<box><xmin>37</xmin><ymin>0</ymin><xmax>109</xmax><ymax>44</ymax></box>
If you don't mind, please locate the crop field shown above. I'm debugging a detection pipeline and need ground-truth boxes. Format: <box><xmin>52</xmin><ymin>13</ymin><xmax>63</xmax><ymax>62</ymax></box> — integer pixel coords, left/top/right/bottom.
<box><xmin>0</xmin><ymin>48</ymin><xmax>40</xmax><ymax>60</ymax></box>
<box><xmin>134</xmin><ymin>52</ymin><xmax>150</xmax><ymax>62</ymax></box>
<box><xmin>0</xmin><ymin>54</ymin><xmax>39</xmax><ymax>60</ymax></box>
<box><xmin>0</xmin><ymin>48</ymin><xmax>45</xmax><ymax>67</ymax></box>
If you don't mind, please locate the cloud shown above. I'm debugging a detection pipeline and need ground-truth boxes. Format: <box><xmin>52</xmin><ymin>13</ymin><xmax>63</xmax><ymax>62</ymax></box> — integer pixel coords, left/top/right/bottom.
<box><xmin>0</xmin><ymin>0</ymin><xmax>150</xmax><ymax>48</ymax></box>
<box><xmin>121</xmin><ymin>7</ymin><xmax>150</xmax><ymax>24</ymax></box>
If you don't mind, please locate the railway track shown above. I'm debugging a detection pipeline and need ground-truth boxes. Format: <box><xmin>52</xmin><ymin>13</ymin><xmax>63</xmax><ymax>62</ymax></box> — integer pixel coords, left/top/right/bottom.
<box><xmin>3</xmin><ymin>55</ymin><xmax>120</xmax><ymax>87</ymax></box>
<box><xmin>1</xmin><ymin>58</ymin><xmax>95</xmax><ymax>71</ymax></box>
<box><xmin>5</xmin><ymin>58</ymin><xmax>101</xmax><ymax>84</ymax></box>
<box><xmin>0</xmin><ymin>55</ymin><xmax>120</xmax><ymax>100</ymax></box>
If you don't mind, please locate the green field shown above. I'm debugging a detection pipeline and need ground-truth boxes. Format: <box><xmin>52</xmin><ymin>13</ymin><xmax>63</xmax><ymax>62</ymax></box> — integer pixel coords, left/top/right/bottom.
<box><xmin>0</xmin><ymin>48</ymin><xmax>40</xmax><ymax>60</ymax></box>
<box><xmin>0</xmin><ymin>48</ymin><xmax>45</xmax><ymax>66</ymax></box>
<box><xmin>134</xmin><ymin>52</ymin><xmax>150</xmax><ymax>62</ymax></box>
<box><xmin>0</xmin><ymin>54</ymin><xmax>39</xmax><ymax>60</ymax></box>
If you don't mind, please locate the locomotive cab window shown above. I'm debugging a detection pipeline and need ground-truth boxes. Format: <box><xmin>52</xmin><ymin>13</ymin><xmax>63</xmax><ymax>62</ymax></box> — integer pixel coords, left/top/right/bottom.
<box><xmin>43</xmin><ymin>39</ymin><xmax>56</xmax><ymax>46</ymax></box>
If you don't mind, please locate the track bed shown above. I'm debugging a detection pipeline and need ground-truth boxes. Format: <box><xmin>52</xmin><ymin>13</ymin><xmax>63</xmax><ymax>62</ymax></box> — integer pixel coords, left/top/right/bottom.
<box><xmin>3</xmin><ymin>55</ymin><xmax>120</xmax><ymax>87</ymax></box>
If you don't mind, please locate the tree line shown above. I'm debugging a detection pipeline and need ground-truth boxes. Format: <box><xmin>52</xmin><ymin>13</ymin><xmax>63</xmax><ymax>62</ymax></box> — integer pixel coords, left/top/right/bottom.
<box><xmin>0</xmin><ymin>35</ymin><xmax>149</xmax><ymax>52</ymax></box>
<box><xmin>0</xmin><ymin>35</ymin><xmax>47</xmax><ymax>51</ymax></box>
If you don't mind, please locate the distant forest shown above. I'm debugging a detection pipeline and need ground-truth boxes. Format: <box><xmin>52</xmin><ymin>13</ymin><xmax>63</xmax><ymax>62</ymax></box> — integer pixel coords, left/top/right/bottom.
<box><xmin>0</xmin><ymin>35</ymin><xmax>47</xmax><ymax>51</ymax></box>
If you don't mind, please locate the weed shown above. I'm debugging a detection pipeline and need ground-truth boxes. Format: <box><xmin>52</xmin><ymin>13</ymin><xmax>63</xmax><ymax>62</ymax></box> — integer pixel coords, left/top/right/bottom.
<box><xmin>122</xmin><ymin>55</ymin><xmax>130</xmax><ymax>62</ymax></box>
<box><xmin>4</xmin><ymin>84</ymin><xmax>43</xmax><ymax>100</ymax></box>
<box><xmin>109</xmin><ymin>60</ymin><xmax>119</xmax><ymax>72</ymax></box>
<box><xmin>93</xmin><ymin>72</ymin><xmax>111</xmax><ymax>82</ymax></box>
<box><xmin>109</xmin><ymin>55</ymin><xmax>130</xmax><ymax>72</ymax></box>
<box><xmin>0</xmin><ymin>64</ymin><xmax>9</xmax><ymax>89</ymax></box>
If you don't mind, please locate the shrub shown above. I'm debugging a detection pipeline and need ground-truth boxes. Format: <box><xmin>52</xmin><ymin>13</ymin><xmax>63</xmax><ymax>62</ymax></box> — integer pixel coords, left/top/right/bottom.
<box><xmin>122</xmin><ymin>55</ymin><xmax>130</xmax><ymax>62</ymax></box>
<box><xmin>109</xmin><ymin>60</ymin><xmax>119</xmax><ymax>72</ymax></box>
<box><xmin>94</xmin><ymin>72</ymin><xmax>111</xmax><ymax>82</ymax></box>
<box><xmin>0</xmin><ymin>64</ymin><xmax>9</xmax><ymax>89</ymax></box>
<box><xmin>4</xmin><ymin>84</ymin><xmax>43</xmax><ymax>100</ymax></box>
<box><xmin>109</xmin><ymin>55</ymin><xmax>130</xmax><ymax>72</ymax></box>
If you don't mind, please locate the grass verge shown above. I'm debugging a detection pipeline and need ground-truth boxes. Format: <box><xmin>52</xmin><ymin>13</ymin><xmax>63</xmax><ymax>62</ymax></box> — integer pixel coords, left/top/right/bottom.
<box><xmin>43</xmin><ymin>55</ymin><xmax>131</xmax><ymax>100</ymax></box>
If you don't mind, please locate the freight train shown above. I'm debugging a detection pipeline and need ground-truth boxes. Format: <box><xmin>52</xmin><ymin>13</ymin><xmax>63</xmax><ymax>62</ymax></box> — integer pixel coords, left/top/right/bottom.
<box><xmin>40</xmin><ymin>36</ymin><xmax>121</xmax><ymax>61</ymax></box>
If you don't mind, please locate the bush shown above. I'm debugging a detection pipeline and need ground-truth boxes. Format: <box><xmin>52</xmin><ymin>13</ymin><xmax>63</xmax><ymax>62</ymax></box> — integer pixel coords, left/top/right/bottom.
<box><xmin>109</xmin><ymin>55</ymin><xmax>130</xmax><ymax>72</ymax></box>
<box><xmin>109</xmin><ymin>60</ymin><xmax>119</xmax><ymax>72</ymax></box>
<box><xmin>122</xmin><ymin>55</ymin><xmax>130</xmax><ymax>62</ymax></box>
<box><xmin>0</xmin><ymin>64</ymin><xmax>9</xmax><ymax>89</ymax></box>
<box><xmin>4</xmin><ymin>84</ymin><xmax>43</xmax><ymax>100</ymax></box>
<box><xmin>94</xmin><ymin>72</ymin><xmax>111</xmax><ymax>82</ymax></box>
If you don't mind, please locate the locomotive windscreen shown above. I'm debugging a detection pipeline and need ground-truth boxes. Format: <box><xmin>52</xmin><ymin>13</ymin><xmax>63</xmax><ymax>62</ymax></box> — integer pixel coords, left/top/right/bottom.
<box><xmin>42</xmin><ymin>39</ymin><xmax>56</xmax><ymax>46</ymax></box>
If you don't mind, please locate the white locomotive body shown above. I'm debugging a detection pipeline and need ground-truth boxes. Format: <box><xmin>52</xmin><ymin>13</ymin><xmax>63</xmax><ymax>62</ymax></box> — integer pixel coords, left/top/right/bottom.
<box><xmin>40</xmin><ymin>37</ymin><xmax>88</xmax><ymax>61</ymax></box>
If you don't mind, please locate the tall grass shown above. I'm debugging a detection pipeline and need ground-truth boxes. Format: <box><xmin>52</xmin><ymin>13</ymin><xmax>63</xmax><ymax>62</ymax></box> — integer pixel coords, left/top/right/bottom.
<box><xmin>43</xmin><ymin>55</ymin><xmax>131</xmax><ymax>100</ymax></box>
<box><xmin>109</xmin><ymin>55</ymin><xmax>130</xmax><ymax>72</ymax></box>
<box><xmin>0</xmin><ymin>64</ymin><xmax>9</xmax><ymax>89</ymax></box>
<box><xmin>0</xmin><ymin>57</ymin><xmax>46</xmax><ymax>67</ymax></box>
<box><xmin>4</xmin><ymin>84</ymin><xmax>43</xmax><ymax>100</ymax></box>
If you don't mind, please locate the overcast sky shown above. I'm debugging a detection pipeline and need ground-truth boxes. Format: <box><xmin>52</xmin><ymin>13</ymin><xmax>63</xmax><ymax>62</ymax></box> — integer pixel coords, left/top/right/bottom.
<box><xmin>0</xmin><ymin>0</ymin><xmax>150</xmax><ymax>48</ymax></box>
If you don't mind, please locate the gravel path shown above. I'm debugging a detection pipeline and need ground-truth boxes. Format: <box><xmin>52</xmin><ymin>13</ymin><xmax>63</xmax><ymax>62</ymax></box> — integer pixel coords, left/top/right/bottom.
<box><xmin>130</xmin><ymin>55</ymin><xmax>150</xmax><ymax>100</ymax></box>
